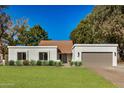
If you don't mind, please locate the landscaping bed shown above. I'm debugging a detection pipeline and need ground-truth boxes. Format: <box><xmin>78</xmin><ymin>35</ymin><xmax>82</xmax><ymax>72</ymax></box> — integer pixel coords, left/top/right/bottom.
<box><xmin>8</xmin><ymin>60</ymin><xmax>63</xmax><ymax>66</ymax></box>
<box><xmin>7</xmin><ymin>60</ymin><xmax>83</xmax><ymax>67</ymax></box>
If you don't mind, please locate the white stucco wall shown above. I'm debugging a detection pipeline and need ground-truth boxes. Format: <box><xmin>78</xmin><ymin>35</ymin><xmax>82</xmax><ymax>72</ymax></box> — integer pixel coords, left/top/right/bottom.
<box><xmin>72</xmin><ymin>44</ymin><xmax>118</xmax><ymax>66</ymax></box>
<box><xmin>8</xmin><ymin>46</ymin><xmax>58</xmax><ymax>61</ymax></box>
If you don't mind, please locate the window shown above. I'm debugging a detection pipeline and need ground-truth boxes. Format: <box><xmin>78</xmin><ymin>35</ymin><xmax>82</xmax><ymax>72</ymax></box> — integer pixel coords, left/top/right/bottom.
<box><xmin>39</xmin><ymin>52</ymin><xmax>48</xmax><ymax>60</ymax></box>
<box><xmin>17</xmin><ymin>52</ymin><xmax>26</xmax><ymax>60</ymax></box>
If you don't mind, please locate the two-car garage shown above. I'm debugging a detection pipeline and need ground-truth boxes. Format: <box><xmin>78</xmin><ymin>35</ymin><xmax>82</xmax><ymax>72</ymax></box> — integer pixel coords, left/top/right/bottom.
<box><xmin>72</xmin><ymin>44</ymin><xmax>118</xmax><ymax>67</ymax></box>
<box><xmin>81</xmin><ymin>52</ymin><xmax>112</xmax><ymax>67</ymax></box>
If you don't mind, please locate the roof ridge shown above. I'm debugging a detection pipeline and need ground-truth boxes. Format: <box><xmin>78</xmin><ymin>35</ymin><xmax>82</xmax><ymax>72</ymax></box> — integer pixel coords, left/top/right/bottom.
<box><xmin>40</xmin><ymin>40</ymin><xmax>73</xmax><ymax>41</ymax></box>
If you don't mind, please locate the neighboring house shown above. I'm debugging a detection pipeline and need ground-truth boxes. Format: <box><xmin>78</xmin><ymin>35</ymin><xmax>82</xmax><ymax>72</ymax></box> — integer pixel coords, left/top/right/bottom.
<box><xmin>8</xmin><ymin>40</ymin><xmax>118</xmax><ymax>67</ymax></box>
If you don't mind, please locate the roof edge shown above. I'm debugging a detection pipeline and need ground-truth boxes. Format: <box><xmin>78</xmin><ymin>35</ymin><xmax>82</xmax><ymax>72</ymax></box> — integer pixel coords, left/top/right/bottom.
<box><xmin>8</xmin><ymin>46</ymin><xmax>57</xmax><ymax>48</ymax></box>
<box><xmin>72</xmin><ymin>44</ymin><xmax>118</xmax><ymax>49</ymax></box>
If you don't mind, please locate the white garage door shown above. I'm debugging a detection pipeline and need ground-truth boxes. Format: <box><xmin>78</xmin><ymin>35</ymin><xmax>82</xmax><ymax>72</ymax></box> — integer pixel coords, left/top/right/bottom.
<box><xmin>81</xmin><ymin>52</ymin><xmax>112</xmax><ymax>67</ymax></box>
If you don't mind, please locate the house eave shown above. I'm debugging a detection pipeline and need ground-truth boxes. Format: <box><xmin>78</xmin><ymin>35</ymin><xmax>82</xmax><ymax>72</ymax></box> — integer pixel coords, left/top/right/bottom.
<box><xmin>8</xmin><ymin>46</ymin><xmax>58</xmax><ymax>49</ymax></box>
<box><xmin>72</xmin><ymin>44</ymin><xmax>118</xmax><ymax>49</ymax></box>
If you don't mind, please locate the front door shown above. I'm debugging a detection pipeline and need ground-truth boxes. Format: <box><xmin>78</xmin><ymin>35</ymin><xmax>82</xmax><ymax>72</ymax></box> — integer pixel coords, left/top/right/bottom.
<box><xmin>59</xmin><ymin>54</ymin><xmax>67</xmax><ymax>63</ymax></box>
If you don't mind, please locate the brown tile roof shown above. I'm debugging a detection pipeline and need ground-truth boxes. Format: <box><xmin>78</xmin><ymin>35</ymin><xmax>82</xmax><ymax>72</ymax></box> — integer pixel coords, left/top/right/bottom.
<box><xmin>39</xmin><ymin>40</ymin><xmax>73</xmax><ymax>54</ymax></box>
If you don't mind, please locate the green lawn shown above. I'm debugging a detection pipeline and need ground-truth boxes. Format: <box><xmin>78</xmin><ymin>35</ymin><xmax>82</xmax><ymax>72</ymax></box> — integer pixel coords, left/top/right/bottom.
<box><xmin>0</xmin><ymin>66</ymin><xmax>116</xmax><ymax>88</ymax></box>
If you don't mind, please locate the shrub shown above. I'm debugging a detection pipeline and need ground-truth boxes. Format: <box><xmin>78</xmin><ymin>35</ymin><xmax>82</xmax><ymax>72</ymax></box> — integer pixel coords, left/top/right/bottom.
<box><xmin>70</xmin><ymin>61</ymin><xmax>75</xmax><ymax>66</ymax></box>
<box><xmin>69</xmin><ymin>60</ymin><xmax>72</xmax><ymax>66</ymax></box>
<box><xmin>52</xmin><ymin>61</ymin><xmax>56</xmax><ymax>66</ymax></box>
<box><xmin>16</xmin><ymin>60</ymin><xmax>22</xmax><ymax>66</ymax></box>
<box><xmin>41</xmin><ymin>61</ymin><xmax>45</xmax><ymax>66</ymax></box>
<box><xmin>56</xmin><ymin>61</ymin><xmax>63</xmax><ymax>66</ymax></box>
<box><xmin>23</xmin><ymin>60</ymin><xmax>30</xmax><ymax>66</ymax></box>
<box><xmin>5</xmin><ymin>60</ymin><xmax>8</xmax><ymax>65</ymax></box>
<box><xmin>9</xmin><ymin>60</ymin><xmax>15</xmax><ymax>66</ymax></box>
<box><xmin>75</xmin><ymin>61</ymin><xmax>82</xmax><ymax>66</ymax></box>
<box><xmin>59</xmin><ymin>61</ymin><xmax>62</xmax><ymax>66</ymax></box>
<box><xmin>30</xmin><ymin>60</ymin><xmax>36</xmax><ymax>66</ymax></box>
<box><xmin>5</xmin><ymin>55</ymin><xmax>8</xmax><ymax>65</ymax></box>
<box><xmin>74</xmin><ymin>61</ymin><xmax>78</xmax><ymax>66</ymax></box>
<box><xmin>45</xmin><ymin>61</ymin><xmax>49</xmax><ymax>66</ymax></box>
<box><xmin>49</xmin><ymin>60</ymin><xmax>54</xmax><ymax>66</ymax></box>
<box><xmin>70</xmin><ymin>61</ymin><xmax>73</xmax><ymax>66</ymax></box>
<box><xmin>78</xmin><ymin>61</ymin><xmax>82</xmax><ymax>66</ymax></box>
<box><xmin>42</xmin><ymin>61</ymin><xmax>49</xmax><ymax>66</ymax></box>
<box><xmin>70</xmin><ymin>61</ymin><xmax>82</xmax><ymax>66</ymax></box>
<box><xmin>37</xmin><ymin>60</ymin><xmax>42</xmax><ymax>66</ymax></box>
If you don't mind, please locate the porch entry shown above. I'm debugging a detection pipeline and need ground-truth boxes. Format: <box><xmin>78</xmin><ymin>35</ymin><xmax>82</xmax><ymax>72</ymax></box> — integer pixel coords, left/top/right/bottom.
<box><xmin>59</xmin><ymin>54</ymin><xmax>67</xmax><ymax>63</ymax></box>
<box><xmin>59</xmin><ymin>54</ymin><xmax>72</xmax><ymax>63</ymax></box>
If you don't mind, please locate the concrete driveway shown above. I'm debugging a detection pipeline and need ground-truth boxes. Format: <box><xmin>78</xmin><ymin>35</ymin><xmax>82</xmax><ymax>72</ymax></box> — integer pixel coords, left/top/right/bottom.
<box><xmin>86</xmin><ymin>63</ymin><xmax>124</xmax><ymax>88</ymax></box>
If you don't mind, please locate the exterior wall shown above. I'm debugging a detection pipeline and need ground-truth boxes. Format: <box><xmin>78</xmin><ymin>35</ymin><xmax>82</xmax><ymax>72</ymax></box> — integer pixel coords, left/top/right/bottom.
<box><xmin>72</xmin><ymin>44</ymin><xmax>118</xmax><ymax>66</ymax></box>
<box><xmin>8</xmin><ymin>46</ymin><xmax>58</xmax><ymax>61</ymax></box>
<box><xmin>8</xmin><ymin>44</ymin><xmax>118</xmax><ymax>67</ymax></box>
<box><xmin>67</xmin><ymin>54</ymin><xmax>72</xmax><ymax>63</ymax></box>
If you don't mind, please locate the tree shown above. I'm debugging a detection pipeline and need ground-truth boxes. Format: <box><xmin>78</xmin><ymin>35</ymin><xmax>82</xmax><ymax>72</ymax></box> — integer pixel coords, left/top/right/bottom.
<box><xmin>70</xmin><ymin>20</ymin><xmax>93</xmax><ymax>43</ymax></box>
<box><xmin>3</xmin><ymin>18</ymin><xmax>29</xmax><ymax>46</ymax></box>
<box><xmin>14</xmin><ymin>18</ymin><xmax>29</xmax><ymax>46</ymax></box>
<box><xmin>27</xmin><ymin>25</ymin><xmax>48</xmax><ymax>46</ymax></box>
<box><xmin>0</xmin><ymin>6</ymin><xmax>49</xmax><ymax>59</ymax></box>
<box><xmin>0</xmin><ymin>6</ymin><xmax>12</xmax><ymax>59</ymax></box>
<box><xmin>70</xmin><ymin>5</ymin><xmax>124</xmax><ymax>60</ymax></box>
<box><xmin>5</xmin><ymin>17</ymin><xmax>49</xmax><ymax>46</ymax></box>
<box><xmin>17</xmin><ymin>24</ymin><xmax>49</xmax><ymax>46</ymax></box>
<box><xmin>0</xmin><ymin>6</ymin><xmax>11</xmax><ymax>42</ymax></box>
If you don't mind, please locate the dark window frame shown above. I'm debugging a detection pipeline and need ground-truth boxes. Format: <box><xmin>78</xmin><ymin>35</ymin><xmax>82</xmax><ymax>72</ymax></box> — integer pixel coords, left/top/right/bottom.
<box><xmin>17</xmin><ymin>52</ymin><xmax>26</xmax><ymax>60</ymax></box>
<box><xmin>39</xmin><ymin>52</ymin><xmax>48</xmax><ymax>60</ymax></box>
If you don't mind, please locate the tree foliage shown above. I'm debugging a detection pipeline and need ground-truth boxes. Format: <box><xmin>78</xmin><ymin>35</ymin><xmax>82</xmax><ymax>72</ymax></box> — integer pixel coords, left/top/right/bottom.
<box><xmin>27</xmin><ymin>25</ymin><xmax>48</xmax><ymax>46</ymax></box>
<box><xmin>0</xmin><ymin>6</ymin><xmax>49</xmax><ymax>59</ymax></box>
<box><xmin>17</xmin><ymin>24</ymin><xmax>48</xmax><ymax>46</ymax></box>
<box><xmin>0</xmin><ymin>6</ymin><xmax>11</xmax><ymax>41</ymax></box>
<box><xmin>6</xmin><ymin>18</ymin><xmax>49</xmax><ymax>46</ymax></box>
<box><xmin>0</xmin><ymin>5</ymin><xmax>12</xmax><ymax>58</ymax></box>
<box><xmin>70</xmin><ymin>5</ymin><xmax>124</xmax><ymax>60</ymax></box>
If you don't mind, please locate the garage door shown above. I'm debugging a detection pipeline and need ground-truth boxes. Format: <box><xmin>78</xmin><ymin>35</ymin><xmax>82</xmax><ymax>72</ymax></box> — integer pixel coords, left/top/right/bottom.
<box><xmin>81</xmin><ymin>52</ymin><xmax>112</xmax><ymax>67</ymax></box>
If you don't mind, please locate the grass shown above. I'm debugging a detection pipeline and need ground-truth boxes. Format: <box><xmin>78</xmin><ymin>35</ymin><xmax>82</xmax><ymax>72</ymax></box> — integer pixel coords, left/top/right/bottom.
<box><xmin>0</xmin><ymin>66</ymin><xmax>117</xmax><ymax>88</ymax></box>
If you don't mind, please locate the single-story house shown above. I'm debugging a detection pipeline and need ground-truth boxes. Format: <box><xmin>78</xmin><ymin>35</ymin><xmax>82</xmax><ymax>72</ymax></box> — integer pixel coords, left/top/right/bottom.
<box><xmin>8</xmin><ymin>40</ymin><xmax>118</xmax><ymax>67</ymax></box>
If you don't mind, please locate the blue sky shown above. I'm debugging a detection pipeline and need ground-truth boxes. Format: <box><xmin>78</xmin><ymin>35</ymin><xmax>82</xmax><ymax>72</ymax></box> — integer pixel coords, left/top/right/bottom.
<box><xmin>6</xmin><ymin>5</ymin><xmax>94</xmax><ymax>40</ymax></box>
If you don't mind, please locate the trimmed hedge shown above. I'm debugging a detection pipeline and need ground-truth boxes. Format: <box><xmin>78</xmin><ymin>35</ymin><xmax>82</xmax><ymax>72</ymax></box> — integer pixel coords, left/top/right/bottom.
<box><xmin>30</xmin><ymin>60</ymin><xmax>36</xmax><ymax>66</ymax></box>
<box><xmin>8</xmin><ymin>60</ymin><xmax>63</xmax><ymax>66</ymax></box>
<box><xmin>23</xmin><ymin>60</ymin><xmax>30</xmax><ymax>66</ymax></box>
<box><xmin>42</xmin><ymin>61</ymin><xmax>49</xmax><ymax>66</ymax></box>
<box><xmin>78</xmin><ymin>61</ymin><xmax>82</xmax><ymax>66</ymax></box>
<box><xmin>56</xmin><ymin>61</ymin><xmax>63</xmax><ymax>66</ymax></box>
<box><xmin>37</xmin><ymin>60</ymin><xmax>42</xmax><ymax>66</ymax></box>
<box><xmin>9</xmin><ymin>60</ymin><xmax>15</xmax><ymax>66</ymax></box>
<box><xmin>70</xmin><ymin>61</ymin><xmax>82</xmax><ymax>66</ymax></box>
<box><xmin>16</xmin><ymin>60</ymin><xmax>22</xmax><ymax>66</ymax></box>
<box><xmin>49</xmin><ymin>60</ymin><xmax>54</xmax><ymax>66</ymax></box>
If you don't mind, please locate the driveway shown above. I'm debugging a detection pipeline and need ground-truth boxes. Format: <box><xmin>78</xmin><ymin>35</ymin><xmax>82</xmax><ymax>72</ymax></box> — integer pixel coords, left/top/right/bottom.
<box><xmin>86</xmin><ymin>63</ymin><xmax>124</xmax><ymax>88</ymax></box>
